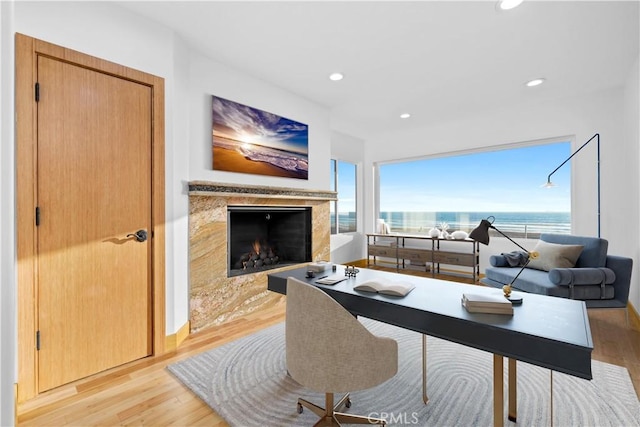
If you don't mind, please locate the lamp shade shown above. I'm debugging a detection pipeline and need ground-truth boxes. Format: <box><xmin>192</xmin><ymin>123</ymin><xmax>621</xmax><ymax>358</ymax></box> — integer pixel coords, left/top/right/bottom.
<box><xmin>469</xmin><ymin>219</ymin><xmax>492</xmax><ymax>245</ymax></box>
<box><xmin>468</xmin><ymin>215</ymin><xmax>535</xmax><ymax>303</ymax></box>
<box><xmin>469</xmin><ymin>216</ymin><xmax>529</xmax><ymax>253</ymax></box>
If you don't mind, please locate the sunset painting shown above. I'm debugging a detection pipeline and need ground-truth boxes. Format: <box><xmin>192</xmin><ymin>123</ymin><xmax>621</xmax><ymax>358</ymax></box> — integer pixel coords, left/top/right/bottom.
<box><xmin>212</xmin><ymin>96</ymin><xmax>309</xmax><ymax>179</ymax></box>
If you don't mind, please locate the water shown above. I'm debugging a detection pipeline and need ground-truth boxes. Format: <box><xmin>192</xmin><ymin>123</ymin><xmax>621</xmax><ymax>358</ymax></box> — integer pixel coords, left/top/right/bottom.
<box><xmin>332</xmin><ymin>211</ymin><xmax>571</xmax><ymax>236</ymax></box>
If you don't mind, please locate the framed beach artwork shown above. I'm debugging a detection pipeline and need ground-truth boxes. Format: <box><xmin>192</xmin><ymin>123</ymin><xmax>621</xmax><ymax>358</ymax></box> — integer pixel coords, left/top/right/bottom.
<box><xmin>211</xmin><ymin>95</ymin><xmax>309</xmax><ymax>180</ymax></box>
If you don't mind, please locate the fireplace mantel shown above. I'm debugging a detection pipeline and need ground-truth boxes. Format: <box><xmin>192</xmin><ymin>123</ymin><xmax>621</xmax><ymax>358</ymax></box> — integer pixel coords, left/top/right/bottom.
<box><xmin>188</xmin><ymin>181</ymin><xmax>337</xmax><ymax>201</ymax></box>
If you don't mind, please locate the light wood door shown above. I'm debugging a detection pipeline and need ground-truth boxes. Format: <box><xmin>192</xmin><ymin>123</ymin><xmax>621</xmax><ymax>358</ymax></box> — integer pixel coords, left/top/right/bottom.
<box><xmin>36</xmin><ymin>55</ymin><xmax>152</xmax><ymax>391</ymax></box>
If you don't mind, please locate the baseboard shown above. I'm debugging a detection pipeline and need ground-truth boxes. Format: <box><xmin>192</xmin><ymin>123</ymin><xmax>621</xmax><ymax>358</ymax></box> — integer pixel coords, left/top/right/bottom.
<box><xmin>14</xmin><ymin>383</ymin><xmax>18</xmax><ymax>425</ymax></box>
<box><xmin>347</xmin><ymin>259</ymin><xmax>368</xmax><ymax>268</ymax></box>
<box><xmin>165</xmin><ymin>320</ymin><xmax>190</xmax><ymax>352</ymax></box>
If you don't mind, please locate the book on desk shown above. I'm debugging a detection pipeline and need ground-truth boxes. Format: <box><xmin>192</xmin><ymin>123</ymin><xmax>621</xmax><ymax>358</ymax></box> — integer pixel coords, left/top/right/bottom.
<box><xmin>461</xmin><ymin>293</ymin><xmax>513</xmax><ymax>315</ymax></box>
<box><xmin>314</xmin><ymin>275</ymin><xmax>346</xmax><ymax>285</ymax></box>
<box><xmin>354</xmin><ymin>278</ymin><xmax>415</xmax><ymax>297</ymax></box>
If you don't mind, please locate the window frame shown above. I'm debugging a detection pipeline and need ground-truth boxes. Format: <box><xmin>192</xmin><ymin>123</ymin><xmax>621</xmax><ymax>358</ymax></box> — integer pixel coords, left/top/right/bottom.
<box><xmin>375</xmin><ymin>137</ymin><xmax>573</xmax><ymax>238</ymax></box>
<box><xmin>330</xmin><ymin>159</ymin><xmax>358</xmax><ymax>234</ymax></box>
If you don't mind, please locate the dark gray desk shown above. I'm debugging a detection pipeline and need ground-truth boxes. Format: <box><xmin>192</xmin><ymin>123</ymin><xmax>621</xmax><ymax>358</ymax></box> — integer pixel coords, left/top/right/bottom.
<box><xmin>268</xmin><ymin>265</ymin><xmax>593</xmax><ymax>427</ymax></box>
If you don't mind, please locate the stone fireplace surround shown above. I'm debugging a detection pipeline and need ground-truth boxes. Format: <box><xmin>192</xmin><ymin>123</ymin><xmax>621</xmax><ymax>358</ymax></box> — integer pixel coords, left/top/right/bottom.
<box><xmin>188</xmin><ymin>181</ymin><xmax>336</xmax><ymax>332</ymax></box>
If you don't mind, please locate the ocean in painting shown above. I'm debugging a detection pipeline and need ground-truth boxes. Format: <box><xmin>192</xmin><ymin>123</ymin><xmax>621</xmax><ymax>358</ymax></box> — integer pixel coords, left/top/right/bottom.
<box><xmin>333</xmin><ymin>211</ymin><xmax>571</xmax><ymax>236</ymax></box>
<box><xmin>214</xmin><ymin>135</ymin><xmax>308</xmax><ymax>176</ymax></box>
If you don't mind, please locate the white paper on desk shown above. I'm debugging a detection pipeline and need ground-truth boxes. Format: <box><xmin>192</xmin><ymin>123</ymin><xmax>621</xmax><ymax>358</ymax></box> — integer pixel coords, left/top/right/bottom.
<box><xmin>315</xmin><ymin>275</ymin><xmax>346</xmax><ymax>285</ymax></box>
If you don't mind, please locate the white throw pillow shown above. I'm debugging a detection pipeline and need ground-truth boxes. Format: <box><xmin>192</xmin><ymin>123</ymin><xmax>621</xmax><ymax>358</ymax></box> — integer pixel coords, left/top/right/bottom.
<box><xmin>526</xmin><ymin>240</ymin><xmax>584</xmax><ymax>272</ymax></box>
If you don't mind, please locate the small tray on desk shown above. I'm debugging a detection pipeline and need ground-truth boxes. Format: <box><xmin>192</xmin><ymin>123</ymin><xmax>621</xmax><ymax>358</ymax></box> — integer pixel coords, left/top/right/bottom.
<box><xmin>308</xmin><ymin>261</ymin><xmax>332</xmax><ymax>273</ymax></box>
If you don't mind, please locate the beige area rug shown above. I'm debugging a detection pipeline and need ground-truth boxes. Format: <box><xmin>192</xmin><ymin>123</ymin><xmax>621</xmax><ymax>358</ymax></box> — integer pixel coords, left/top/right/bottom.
<box><xmin>168</xmin><ymin>318</ymin><xmax>640</xmax><ymax>426</ymax></box>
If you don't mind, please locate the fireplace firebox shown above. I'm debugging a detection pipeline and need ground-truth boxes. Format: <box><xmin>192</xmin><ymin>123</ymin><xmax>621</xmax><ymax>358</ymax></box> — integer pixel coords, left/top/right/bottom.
<box><xmin>227</xmin><ymin>206</ymin><xmax>312</xmax><ymax>277</ymax></box>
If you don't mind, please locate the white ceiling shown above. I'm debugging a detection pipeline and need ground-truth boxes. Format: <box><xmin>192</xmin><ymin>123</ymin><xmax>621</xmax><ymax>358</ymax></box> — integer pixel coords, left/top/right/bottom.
<box><xmin>119</xmin><ymin>1</ymin><xmax>639</xmax><ymax>139</ymax></box>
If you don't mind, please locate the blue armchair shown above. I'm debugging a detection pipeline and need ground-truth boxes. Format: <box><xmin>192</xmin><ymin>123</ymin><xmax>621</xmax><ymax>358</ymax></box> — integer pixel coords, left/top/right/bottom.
<box><xmin>481</xmin><ymin>233</ymin><xmax>632</xmax><ymax>309</ymax></box>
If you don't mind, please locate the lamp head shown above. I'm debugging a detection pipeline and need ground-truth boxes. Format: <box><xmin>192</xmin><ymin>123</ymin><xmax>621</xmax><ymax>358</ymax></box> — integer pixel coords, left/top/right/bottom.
<box><xmin>468</xmin><ymin>216</ymin><xmax>495</xmax><ymax>245</ymax></box>
<box><xmin>542</xmin><ymin>179</ymin><xmax>556</xmax><ymax>188</ymax></box>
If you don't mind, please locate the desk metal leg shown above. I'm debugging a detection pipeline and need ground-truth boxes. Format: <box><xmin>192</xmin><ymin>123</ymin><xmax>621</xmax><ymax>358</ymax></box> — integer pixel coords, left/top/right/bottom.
<box><xmin>493</xmin><ymin>354</ymin><xmax>504</xmax><ymax>427</ymax></box>
<box><xmin>422</xmin><ymin>334</ymin><xmax>429</xmax><ymax>404</ymax></box>
<box><xmin>550</xmin><ymin>370</ymin><xmax>554</xmax><ymax>427</ymax></box>
<box><xmin>508</xmin><ymin>358</ymin><xmax>517</xmax><ymax>422</ymax></box>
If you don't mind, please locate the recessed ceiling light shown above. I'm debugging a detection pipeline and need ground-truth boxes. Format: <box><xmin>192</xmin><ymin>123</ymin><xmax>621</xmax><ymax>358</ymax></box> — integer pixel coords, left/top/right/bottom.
<box><xmin>400</xmin><ymin>113</ymin><xmax>411</xmax><ymax>119</ymax></box>
<box><xmin>329</xmin><ymin>72</ymin><xmax>344</xmax><ymax>81</ymax></box>
<box><xmin>497</xmin><ymin>0</ymin><xmax>524</xmax><ymax>11</ymax></box>
<box><xmin>525</xmin><ymin>78</ymin><xmax>546</xmax><ymax>87</ymax></box>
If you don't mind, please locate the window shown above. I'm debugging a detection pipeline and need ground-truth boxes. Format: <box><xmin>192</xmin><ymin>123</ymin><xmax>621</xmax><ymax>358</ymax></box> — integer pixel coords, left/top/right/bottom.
<box><xmin>330</xmin><ymin>159</ymin><xmax>357</xmax><ymax>234</ymax></box>
<box><xmin>378</xmin><ymin>141</ymin><xmax>571</xmax><ymax>238</ymax></box>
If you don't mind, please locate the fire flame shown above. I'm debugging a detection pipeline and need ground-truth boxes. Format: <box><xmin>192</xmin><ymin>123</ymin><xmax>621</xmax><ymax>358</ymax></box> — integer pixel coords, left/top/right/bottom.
<box><xmin>235</xmin><ymin>238</ymin><xmax>279</xmax><ymax>272</ymax></box>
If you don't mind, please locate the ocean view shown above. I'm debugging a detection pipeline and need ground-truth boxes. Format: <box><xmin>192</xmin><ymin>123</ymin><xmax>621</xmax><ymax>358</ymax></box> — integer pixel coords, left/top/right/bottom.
<box><xmin>332</xmin><ymin>211</ymin><xmax>571</xmax><ymax>236</ymax></box>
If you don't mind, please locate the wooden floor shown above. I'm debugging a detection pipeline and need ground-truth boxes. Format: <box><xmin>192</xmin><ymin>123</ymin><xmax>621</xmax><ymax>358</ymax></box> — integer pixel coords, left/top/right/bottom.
<box><xmin>17</xmin><ymin>283</ymin><xmax>640</xmax><ymax>426</ymax></box>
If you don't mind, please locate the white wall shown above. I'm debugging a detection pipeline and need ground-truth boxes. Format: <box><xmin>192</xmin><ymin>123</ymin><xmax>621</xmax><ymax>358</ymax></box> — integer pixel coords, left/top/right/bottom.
<box><xmin>624</xmin><ymin>56</ymin><xmax>640</xmax><ymax>311</ymax></box>
<box><xmin>164</xmin><ymin>34</ymin><xmax>191</xmax><ymax>336</ymax></box>
<box><xmin>330</xmin><ymin>131</ymin><xmax>366</xmax><ymax>263</ymax></box>
<box><xmin>188</xmin><ymin>54</ymin><xmax>331</xmax><ymax>190</ymax></box>
<box><xmin>1</xmin><ymin>1</ymin><xmax>16</xmax><ymax>424</ymax></box>
<box><xmin>361</xmin><ymin>87</ymin><xmax>637</xmax><ymax>308</ymax></box>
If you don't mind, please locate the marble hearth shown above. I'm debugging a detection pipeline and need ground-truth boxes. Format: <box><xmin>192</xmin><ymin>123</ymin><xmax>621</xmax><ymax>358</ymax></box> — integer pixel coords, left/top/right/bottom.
<box><xmin>188</xmin><ymin>181</ymin><xmax>336</xmax><ymax>332</ymax></box>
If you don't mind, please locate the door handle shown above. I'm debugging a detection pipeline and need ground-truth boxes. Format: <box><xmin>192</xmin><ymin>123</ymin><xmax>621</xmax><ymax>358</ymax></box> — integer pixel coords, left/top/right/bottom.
<box><xmin>127</xmin><ymin>229</ymin><xmax>148</xmax><ymax>242</ymax></box>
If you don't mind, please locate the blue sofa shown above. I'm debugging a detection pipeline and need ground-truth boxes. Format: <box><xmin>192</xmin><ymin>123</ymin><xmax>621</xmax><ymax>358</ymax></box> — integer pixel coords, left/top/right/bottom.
<box><xmin>481</xmin><ymin>233</ymin><xmax>632</xmax><ymax>308</ymax></box>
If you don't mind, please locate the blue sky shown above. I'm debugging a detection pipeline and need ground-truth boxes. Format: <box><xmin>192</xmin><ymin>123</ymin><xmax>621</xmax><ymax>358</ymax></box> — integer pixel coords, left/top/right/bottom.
<box><xmin>379</xmin><ymin>142</ymin><xmax>572</xmax><ymax>212</ymax></box>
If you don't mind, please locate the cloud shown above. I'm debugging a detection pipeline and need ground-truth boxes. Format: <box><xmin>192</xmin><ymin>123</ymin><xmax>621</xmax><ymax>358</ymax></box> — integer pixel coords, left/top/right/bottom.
<box><xmin>212</xmin><ymin>96</ymin><xmax>307</xmax><ymax>148</ymax></box>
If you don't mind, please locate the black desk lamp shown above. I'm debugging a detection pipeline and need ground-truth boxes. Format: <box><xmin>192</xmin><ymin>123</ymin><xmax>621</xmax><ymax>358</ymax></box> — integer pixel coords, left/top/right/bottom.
<box><xmin>469</xmin><ymin>216</ymin><xmax>538</xmax><ymax>302</ymax></box>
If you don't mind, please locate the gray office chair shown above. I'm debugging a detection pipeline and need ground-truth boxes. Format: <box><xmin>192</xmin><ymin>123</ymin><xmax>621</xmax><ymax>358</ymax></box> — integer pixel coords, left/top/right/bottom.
<box><xmin>285</xmin><ymin>277</ymin><xmax>398</xmax><ymax>426</ymax></box>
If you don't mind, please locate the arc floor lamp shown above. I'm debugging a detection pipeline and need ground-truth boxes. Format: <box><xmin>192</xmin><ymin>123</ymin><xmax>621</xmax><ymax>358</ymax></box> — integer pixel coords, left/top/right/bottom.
<box><xmin>543</xmin><ymin>133</ymin><xmax>600</xmax><ymax>238</ymax></box>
